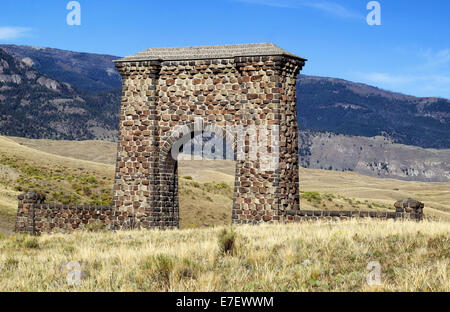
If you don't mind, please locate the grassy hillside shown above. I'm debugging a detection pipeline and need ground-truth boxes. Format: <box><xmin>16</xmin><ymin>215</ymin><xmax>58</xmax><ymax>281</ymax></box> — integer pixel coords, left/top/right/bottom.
<box><xmin>0</xmin><ymin>220</ymin><xmax>448</xmax><ymax>291</ymax></box>
<box><xmin>1</xmin><ymin>136</ymin><xmax>450</xmax><ymax>236</ymax></box>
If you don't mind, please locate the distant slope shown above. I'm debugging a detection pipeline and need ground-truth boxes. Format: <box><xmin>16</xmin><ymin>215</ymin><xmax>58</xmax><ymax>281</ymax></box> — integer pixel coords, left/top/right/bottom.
<box><xmin>189</xmin><ymin>129</ymin><xmax>450</xmax><ymax>182</ymax></box>
<box><xmin>0</xmin><ymin>47</ymin><xmax>120</xmax><ymax>141</ymax></box>
<box><xmin>9</xmin><ymin>136</ymin><xmax>117</xmax><ymax>165</ymax></box>
<box><xmin>298</xmin><ymin>75</ymin><xmax>450</xmax><ymax>149</ymax></box>
<box><xmin>299</xmin><ymin>129</ymin><xmax>450</xmax><ymax>182</ymax></box>
<box><xmin>10</xmin><ymin>125</ymin><xmax>450</xmax><ymax>183</ymax></box>
<box><xmin>0</xmin><ymin>44</ymin><xmax>121</xmax><ymax>92</ymax></box>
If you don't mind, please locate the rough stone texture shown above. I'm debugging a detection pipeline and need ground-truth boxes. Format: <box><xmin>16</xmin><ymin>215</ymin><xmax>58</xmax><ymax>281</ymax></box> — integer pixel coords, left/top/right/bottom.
<box><xmin>394</xmin><ymin>198</ymin><xmax>424</xmax><ymax>215</ymax></box>
<box><xmin>281</xmin><ymin>209</ymin><xmax>423</xmax><ymax>222</ymax></box>
<box><xmin>15</xmin><ymin>192</ymin><xmax>141</xmax><ymax>234</ymax></box>
<box><xmin>113</xmin><ymin>43</ymin><xmax>306</xmax><ymax>228</ymax></box>
<box><xmin>14</xmin><ymin>192</ymin><xmax>423</xmax><ymax>234</ymax></box>
<box><xmin>14</xmin><ymin>192</ymin><xmax>46</xmax><ymax>234</ymax></box>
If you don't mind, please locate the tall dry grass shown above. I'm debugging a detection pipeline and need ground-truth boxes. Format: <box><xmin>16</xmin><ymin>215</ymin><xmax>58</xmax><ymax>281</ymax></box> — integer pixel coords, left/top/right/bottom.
<box><xmin>0</xmin><ymin>219</ymin><xmax>448</xmax><ymax>292</ymax></box>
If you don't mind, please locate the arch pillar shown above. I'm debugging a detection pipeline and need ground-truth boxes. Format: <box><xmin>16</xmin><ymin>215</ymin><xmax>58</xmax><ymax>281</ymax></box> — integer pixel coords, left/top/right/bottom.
<box><xmin>113</xmin><ymin>44</ymin><xmax>306</xmax><ymax>229</ymax></box>
<box><xmin>113</xmin><ymin>60</ymin><xmax>162</xmax><ymax>226</ymax></box>
<box><xmin>232</xmin><ymin>56</ymin><xmax>303</xmax><ymax>224</ymax></box>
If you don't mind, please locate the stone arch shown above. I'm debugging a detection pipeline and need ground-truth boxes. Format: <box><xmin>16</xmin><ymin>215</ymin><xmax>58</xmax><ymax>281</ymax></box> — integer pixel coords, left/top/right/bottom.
<box><xmin>155</xmin><ymin>121</ymin><xmax>237</xmax><ymax>228</ymax></box>
<box><xmin>159</xmin><ymin>121</ymin><xmax>236</xmax><ymax>164</ymax></box>
<box><xmin>113</xmin><ymin>43</ymin><xmax>306</xmax><ymax>229</ymax></box>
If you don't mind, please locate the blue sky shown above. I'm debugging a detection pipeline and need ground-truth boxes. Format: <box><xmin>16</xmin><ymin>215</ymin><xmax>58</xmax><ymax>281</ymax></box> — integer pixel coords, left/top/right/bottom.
<box><xmin>1</xmin><ymin>0</ymin><xmax>449</xmax><ymax>99</ymax></box>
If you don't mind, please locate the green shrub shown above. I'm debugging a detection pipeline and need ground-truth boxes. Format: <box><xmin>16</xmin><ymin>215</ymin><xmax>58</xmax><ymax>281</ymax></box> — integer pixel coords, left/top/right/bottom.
<box><xmin>82</xmin><ymin>186</ymin><xmax>92</xmax><ymax>196</ymax></box>
<box><xmin>23</xmin><ymin>237</ymin><xmax>39</xmax><ymax>249</ymax></box>
<box><xmin>87</xmin><ymin>176</ymin><xmax>98</xmax><ymax>184</ymax></box>
<box><xmin>215</xmin><ymin>182</ymin><xmax>229</xmax><ymax>190</ymax></box>
<box><xmin>183</xmin><ymin>176</ymin><xmax>193</xmax><ymax>180</ymax></box>
<box><xmin>217</xmin><ymin>228</ymin><xmax>237</xmax><ymax>255</ymax></box>
<box><xmin>7</xmin><ymin>235</ymin><xmax>39</xmax><ymax>249</ymax></box>
<box><xmin>101</xmin><ymin>192</ymin><xmax>112</xmax><ymax>202</ymax></box>
<box><xmin>141</xmin><ymin>254</ymin><xmax>176</xmax><ymax>289</ymax></box>
<box><xmin>4</xmin><ymin>257</ymin><xmax>19</xmax><ymax>270</ymax></box>
<box><xmin>85</xmin><ymin>221</ymin><xmax>105</xmax><ymax>232</ymax></box>
<box><xmin>301</xmin><ymin>192</ymin><xmax>322</xmax><ymax>203</ymax></box>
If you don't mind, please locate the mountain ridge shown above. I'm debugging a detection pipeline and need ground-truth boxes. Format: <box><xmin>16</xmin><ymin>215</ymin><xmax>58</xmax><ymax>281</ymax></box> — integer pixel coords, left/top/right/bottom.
<box><xmin>297</xmin><ymin>75</ymin><xmax>450</xmax><ymax>149</ymax></box>
<box><xmin>0</xmin><ymin>46</ymin><xmax>120</xmax><ymax>141</ymax></box>
<box><xmin>0</xmin><ymin>44</ymin><xmax>448</xmax><ymax>182</ymax></box>
<box><xmin>300</xmin><ymin>74</ymin><xmax>449</xmax><ymax>101</ymax></box>
<box><xmin>2</xmin><ymin>44</ymin><xmax>448</xmax><ymax>149</ymax></box>
<box><xmin>1</xmin><ymin>44</ymin><xmax>121</xmax><ymax>92</ymax></box>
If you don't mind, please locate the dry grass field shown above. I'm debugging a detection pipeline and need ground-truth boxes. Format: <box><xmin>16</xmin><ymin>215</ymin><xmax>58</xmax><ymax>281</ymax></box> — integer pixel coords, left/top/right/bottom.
<box><xmin>0</xmin><ymin>136</ymin><xmax>448</xmax><ymax>292</ymax></box>
<box><xmin>0</xmin><ymin>220</ymin><xmax>448</xmax><ymax>291</ymax></box>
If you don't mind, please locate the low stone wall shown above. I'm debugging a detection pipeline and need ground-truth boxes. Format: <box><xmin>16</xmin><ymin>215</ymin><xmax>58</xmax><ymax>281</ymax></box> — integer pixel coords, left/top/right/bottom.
<box><xmin>281</xmin><ymin>209</ymin><xmax>422</xmax><ymax>222</ymax></box>
<box><xmin>15</xmin><ymin>193</ymin><xmax>138</xmax><ymax>234</ymax></box>
<box><xmin>15</xmin><ymin>192</ymin><xmax>423</xmax><ymax>235</ymax></box>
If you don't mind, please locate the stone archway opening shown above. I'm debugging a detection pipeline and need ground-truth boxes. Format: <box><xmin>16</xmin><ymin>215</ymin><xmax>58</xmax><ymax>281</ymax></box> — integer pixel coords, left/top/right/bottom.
<box><xmin>175</xmin><ymin>130</ymin><xmax>236</xmax><ymax>229</ymax></box>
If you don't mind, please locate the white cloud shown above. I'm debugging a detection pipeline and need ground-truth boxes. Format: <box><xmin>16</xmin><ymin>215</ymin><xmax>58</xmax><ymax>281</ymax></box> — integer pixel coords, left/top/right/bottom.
<box><xmin>356</xmin><ymin>72</ymin><xmax>414</xmax><ymax>85</ymax></box>
<box><xmin>0</xmin><ymin>27</ymin><xmax>32</xmax><ymax>40</ymax></box>
<box><xmin>420</xmin><ymin>48</ymin><xmax>450</xmax><ymax>69</ymax></box>
<box><xmin>234</xmin><ymin>0</ymin><xmax>363</xmax><ymax>19</ymax></box>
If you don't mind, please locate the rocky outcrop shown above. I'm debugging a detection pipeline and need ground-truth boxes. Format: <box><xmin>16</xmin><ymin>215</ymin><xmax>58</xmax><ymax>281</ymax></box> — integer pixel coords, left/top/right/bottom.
<box><xmin>1</xmin><ymin>44</ymin><xmax>121</xmax><ymax>92</ymax></box>
<box><xmin>0</xmin><ymin>47</ymin><xmax>120</xmax><ymax>141</ymax></box>
<box><xmin>299</xmin><ymin>130</ymin><xmax>450</xmax><ymax>182</ymax></box>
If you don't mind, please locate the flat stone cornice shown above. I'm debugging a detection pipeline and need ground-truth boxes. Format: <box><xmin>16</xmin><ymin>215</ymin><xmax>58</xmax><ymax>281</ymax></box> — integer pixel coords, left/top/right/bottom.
<box><xmin>114</xmin><ymin>43</ymin><xmax>307</xmax><ymax>63</ymax></box>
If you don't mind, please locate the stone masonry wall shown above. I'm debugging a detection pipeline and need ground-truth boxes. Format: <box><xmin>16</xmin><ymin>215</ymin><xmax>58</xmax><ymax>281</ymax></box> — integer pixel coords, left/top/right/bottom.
<box><xmin>15</xmin><ymin>192</ymin><xmax>423</xmax><ymax>235</ymax></box>
<box><xmin>281</xmin><ymin>209</ymin><xmax>423</xmax><ymax>222</ymax></box>
<box><xmin>114</xmin><ymin>55</ymin><xmax>305</xmax><ymax>228</ymax></box>
<box><xmin>15</xmin><ymin>193</ymin><xmax>139</xmax><ymax>234</ymax></box>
